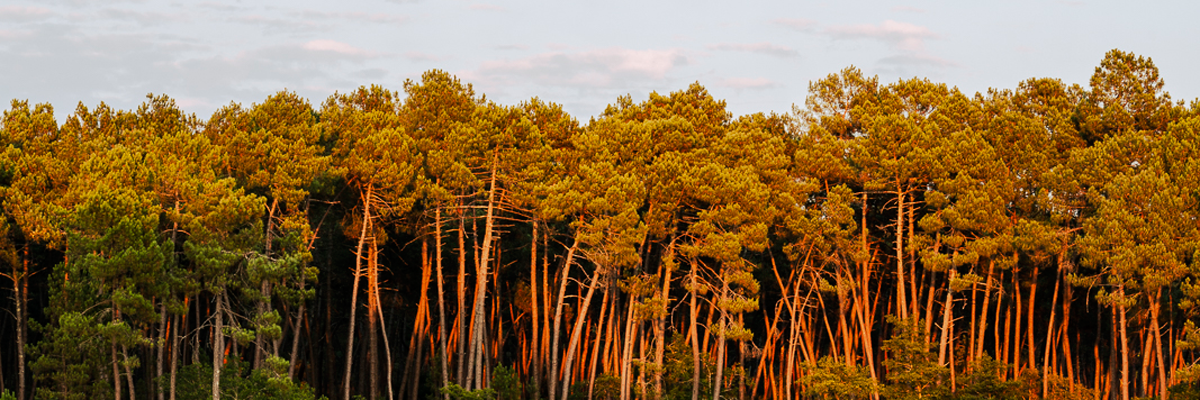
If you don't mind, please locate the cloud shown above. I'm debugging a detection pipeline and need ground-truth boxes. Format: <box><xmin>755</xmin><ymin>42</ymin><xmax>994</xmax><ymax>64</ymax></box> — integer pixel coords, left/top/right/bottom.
<box><xmin>706</xmin><ymin>42</ymin><xmax>798</xmax><ymax>58</ymax></box>
<box><xmin>469</xmin><ymin>4</ymin><xmax>505</xmax><ymax>11</ymax></box>
<box><xmin>405</xmin><ymin>51</ymin><xmax>441</xmax><ymax>62</ymax></box>
<box><xmin>496</xmin><ymin>44</ymin><xmax>527</xmax><ymax>51</ymax></box>
<box><xmin>0</xmin><ymin>6</ymin><xmax>54</xmax><ymax>22</ymax></box>
<box><xmin>772</xmin><ymin>18</ymin><xmax>816</xmax><ymax>32</ymax></box>
<box><xmin>890</xmin><ymin>6</ymin><xmax>925</xmax><ymax>13</ymax></box>
<box><xmin>719</xmin><ymin>77</ymin><xmax>778</xmax><ymax>90</ymax></box>
<box><xmin>468</xmin><ymin>47</ymin><xmax>687</xmax><ymax>89</ymax></box>
<box><xmin>291</xmin><ymin>10</ymin><xmax>409</xmax><ymax>25</ymax></box>
<box><xmin>825</xmin><ymin>20</ymin><xmax>936</xmax><ymax>52</ymax></box>
<box><xmin>302</xmin><ymin>40</ymin><xmax>375</xmax><ymax>57</ymax></box>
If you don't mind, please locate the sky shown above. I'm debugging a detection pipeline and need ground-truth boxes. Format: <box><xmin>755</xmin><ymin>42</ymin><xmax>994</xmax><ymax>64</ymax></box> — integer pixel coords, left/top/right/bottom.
<box><xmin>1</xmin><ymin>0</ymin><xmax>1197</xmax><ymax>122</ymax></box>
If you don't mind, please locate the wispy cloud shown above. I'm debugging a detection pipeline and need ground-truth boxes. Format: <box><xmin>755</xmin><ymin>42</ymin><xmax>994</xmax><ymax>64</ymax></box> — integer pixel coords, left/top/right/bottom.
<box><xmin>825</xmin><ymin>20</ymin><xmax>936</xmax><ymax>52</ymax></box>
<box><xmin>719</xmin><ymin>77</ymin><xmax>778</xmax><ymax>90</ymax></box>
<box><xmin>706</xmin><ymin>42</ymin><xmax>799</xmax><ymax>58</ymax></box>
<box><xmin>890</xmin><ymin>5</ymin><xmax>925</xmax><ymax>13</ymax></box>
<box><xmin>468</xmin><ymin>47</ymin><xmax>687</xmax><ymax>88</ymax></box>
<box><xmin>0</xmin><ymin>5</ymin><xmax>55</xmax><ymax>22</ymax></box>
<box><xmin>469</xmin><ymin>4</ymin><xmax>505</xmax><ymax>11</ymax></box>
<box><xmin>302</xmin><ymin>40</ymin><xmax>376</xmax><ymax>57</ymax></box>
<box><xmin>405</xmin><ymin>51</ymin><xmax>441</xmax><ymax>62</ymax></box>
<box><xmin>772</xmin><ymin>18</ymin><xmax>816</xmax><ymax>32</ymax></box>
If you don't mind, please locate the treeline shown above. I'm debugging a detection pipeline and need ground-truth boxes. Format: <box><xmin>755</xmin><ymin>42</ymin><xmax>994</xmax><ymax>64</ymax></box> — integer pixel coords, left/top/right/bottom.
<box><xmin>1</xmin><ymin>49</ymin><xmax>1199</xmax><ymax>400</ymax></box>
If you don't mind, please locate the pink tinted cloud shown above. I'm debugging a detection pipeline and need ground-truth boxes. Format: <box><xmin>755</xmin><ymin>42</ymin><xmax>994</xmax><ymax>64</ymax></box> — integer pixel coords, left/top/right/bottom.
<box><xmin>720</xmin><ymin>77</ymin><xmax>777</xmax><ymax>89</ymax></box>
<box><xmin>302</xmin><ymin>40</ymin><xmax>374</xmax><ymax>57</ymax></box>
<box><xmin>706</xmin><ymin>42</ymin><xmax>799</xmax><ymax>58</ymax></box>
<box><xmin>826</xmin><ymin>20</ymin><xmax>936</xmax><ymax>52</ymax></box>
<box><xmin>470</xmin><ymin>47</ymin><xmax>687</xmax><ymax>87</ymax></box>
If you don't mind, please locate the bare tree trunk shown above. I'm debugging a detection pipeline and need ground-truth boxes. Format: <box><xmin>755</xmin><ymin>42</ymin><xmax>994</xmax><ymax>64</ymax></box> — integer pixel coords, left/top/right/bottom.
<box><xmin>1118</xmin><ymin>285</ymin><xmax>1130</xmax><ymax>400</ymax></box>
<box><xmin>468</xmin><ymin>163</ymin><xmax>501</xmax><ymax>391</ymax></box>
<box><xmin>343</xmin><ymin>185</ymin><xmax>372</xmax><ymax>400</ymax></box>
<box><xmin>407</xmin><ymin>238</ymin><xmax>432</xmax><ymax>400</ymax></box>
<box><xmin>170</xmin><ymin>311</ymin><xmax>180</xmax><ymax>400</ymax></box>
<box><xmin>1152</xmin><ymin>289</ymin><xmax>1167</xmax><ymax>399</ymax></box>
<box><xmin>1043</xmin><ymin>260</ymin><xmax>1062</xmax><ymax>398</ymax></box>
<box><xmin>157</xmin><ymin>303</ymin><xmax>166</xmax><ymax>400</ymax></box>
<box><xmin>549</xmin><ymin>239</ymin><xmax>581</xmax><ymax>400</ymax></box>
<box><xmin>619</xmin><ymin>294</ymin><xmax>637</xmax><ymax>400</ymax></box>
<box><xmin>123</xmin><ymin>344</ymin><xmax>136</xmax><ymax>400</ymax></box>
<box><xmin>530</xmin><ymin>221</ymin><xmax>541</xmax><ymax>400</ymax></box>
<box><xmin>561</xmin><ymin>267</ymin><xmax>602</xmax><ymax>400</ymax></box>
<box><xmin>712</xmin><ymin>281</ymin><xmax>728</xmax><ymax>400</ymax></box>
<box><xmin>1027</xmin><ymin>264</ymin><xmax>1039</xmax><ymax>375</ymax></box>
<box><xmin>212</xmin><ymin>293</ymin><xmax>226</xmax><ymax>400</ymax></box>
<box><xmin>977</xmin><ymin>260</ymin><xmax>995</xmax><ymax>362</ymax></box>
<box><xmin>16</xmin><ymin>245</ymin><xmax>29</xmax><ymax>400</ymax></box>
<box><xmin>435</xmin><ymin>208</ymin><xmax>451</xmax><ymax>400</ymax></box>
<box><xmin>895</xmin><ymin>189</ymin><xmax>908</xmax><ymax>320</ymax></box>
<box><xmin>938</xmin><ymin>271</ymin><xmax>955</xmax><ymax>366</ymax></box>
<box><xmin>456</xmin><ymin>209</ymin><xmax>469</xmax><ymax>386</ymax></box>
<box><xmin>690</xmin><ymin>259</ymin><xmax>702</xmax><ymax>400</ymax></box>
<box><xmin>369</xmin><ymin>243</ymin><xmax>381</xmax><ymax>399</ymax></box>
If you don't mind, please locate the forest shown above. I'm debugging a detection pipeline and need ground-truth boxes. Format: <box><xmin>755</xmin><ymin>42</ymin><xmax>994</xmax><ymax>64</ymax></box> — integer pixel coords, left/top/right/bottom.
<box><xmin>0</xmin><ymin>48</ymin><xmax>1198</xmax><ymax>400</ymax></box>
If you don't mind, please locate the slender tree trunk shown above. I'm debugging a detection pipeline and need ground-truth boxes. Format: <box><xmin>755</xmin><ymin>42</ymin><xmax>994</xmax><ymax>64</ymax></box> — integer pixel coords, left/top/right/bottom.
<box><xmin>894</xmin><ymin>189</ymin><xmax>908</xmax><ymax>320</ymax></box>
<box><xmin>561</xmin><ymin>265</ymin><xmax>602</xmax><ymax>400</ymax></box>
<box><xmin>456</xmin><ymin>209</ymin><xmax>468</xmax><ymax>386</ymax></box>
<box><xmin>171</xmin><ymin>311</ymin><xmax>180</xmax><ymax>400</ymax></box>
<box><xmin>1043</xmin><ymin>259</ymin><xmax>1062</xmax><ymax>398</ymax></box>
<box><xmin>620</xmin><ymin>293</ymin><xmax>638</xmax><ymax>400</ymax></box>
<box><xmin>16</xmin><ymin>245</ymin><xmax>28</xmax><ymax>400</ymax></box>
<box><xmin>588</xmin><ymin>287</ymin><xmax>611</xmax><ymax>400</ymax></box>
<box><xmin>123</xmin><ymin>344</ymin><xmax>136</xmax><ymax>400</ymax></box>
<box><xmin>435</xmin><ymin>208</ymin><xmax>451</xmax><ymax>400</ymax></box>
<box><xmin>655</xmin><ymin>238</ymin><xmax>677</xmax><ymax>397</ymax></box>
<box><xmin>344</xmin><ymin>185</ymin><xmax>373</xmax><ymax>400</ymax></box>
<box><xmin>212</xmin><ymin>293</ymin><xmax>225</xmax><ymax>400</ymax></box>
<box><xmin>529</xmin><ymin>221</ymin><xmax>541</xmax><ymax>400</ymax></box>
<box><xmin>976</xmin><ymin>260</ymin><xmax>995</xmax><ymax>362</ymax></box>
<box><xmin>550</xmin><ymin>239</ymin><xmax>581</xmax><ymax>400</ymax></box>
<box><xmin>1118</xmin><ymin>285</ymin><xmax>1130</xmax><ymax>400</ymax></box>
<box><xmin>369</xmin><ymin>243</ymin><xmax>381</xmax><ymax>399</ymax></box>
<box><xmin>1027</xmin><ymin>264</ymin><xmax>1039</xmax><ymax>375</ymax></box>
<box><xmin>407</xmin><ymin>238</ymin><xmax>432</xmax><ymax>400</ymax></box>
<box><xmin>938</xmin><ymin>271</ymin><xmax>955</xmax><ymax>366</ymax></box>
<box><xmin>468</xmin><ymin>163</ymin><xmax>500</xmax><ymax>391</ymax></box>
<box><xmin>690</xmin><ymin>259</ymin><xmax>702</xmax><ymax>400</ymax></box>
<box><xmin>157</xmin><ymin>302</ymin><xmax>167</xmax><ymax>400</ymax></box>
<box><xmin>712</xmin><ymin>281</ymin><xmax>729</xmax><ymax>400</ymax></box>
<box><xmin>1152</xmin><ymin>289</ymin><xmax>1167</xmax><ymax>399</ymax></box>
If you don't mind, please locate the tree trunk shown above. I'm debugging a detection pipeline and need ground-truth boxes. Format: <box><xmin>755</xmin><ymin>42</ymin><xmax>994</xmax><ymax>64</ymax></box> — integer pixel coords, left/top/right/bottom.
<box><xmin>16</xmin><ymin>245</ymin><xmax>28</xmax><ymax>400</ymax></box>
<box><xmin>561</xmin><ymin>265</ymin><xmax>602</xmax><ymax>400</ymax></box>
<box><xmin>549</xmin><ymin>239</ymin><xmax>580</xmax><ymax>400</ymax></box>
<box><xmin>157</xmin><ymin>302</ymin><xmax>167</xmax><ymax>400</ymax></box>
<box><xmin>1118</xmin><ymin>285</ymin><xmax>1130</xmax><ymax>400</ymax></box>
<box><xmin>1042</xmin><ymin>257</ymin><xmax>1062</xmax><ymax>398</ymax></box>
<box><xmin>1152</xmin><ymin>289</ymin><xmax>1167</xmax><ymax>399</ymax></box>
<box><xmin>435</xmin><ymin>208</ymin><xmax>451</xmax><ymax>400</ymax></box>
<box><xmin>468</xmin><ymin>162</ymin><xmax>501</xmax><ymax>391</ymax></box>
<box><xmin>343</xmin><ymin>185</ymin><xmax>372</xmax><ymax>400</ymax></box>
<box><xmin>690</xmin><ymin>258</ymin><xmax>702</xmax><ymax>400</ymax></box>
<box><xmin>529</xmin><ymin>221</ymin><xmax>541</xmax><ymax>400</ymax></box>
<box><xmin>456</xmin><ymin>209</ymin><xmax>468</xmax><ymax>386</ymax></box>
<box><xmin>895</xmin><ymin>189</ymin><xmax>908</xmax><ymax>320</ymax></box>
<box><xmin>712</xmin><ymin>280</ymin><xmax>728</xmax><ymax>400</ymax></box>
<box><xmin>212</xmin><ymin>292</ymin><xmax>225</xmax><ymax>400</ymax></box>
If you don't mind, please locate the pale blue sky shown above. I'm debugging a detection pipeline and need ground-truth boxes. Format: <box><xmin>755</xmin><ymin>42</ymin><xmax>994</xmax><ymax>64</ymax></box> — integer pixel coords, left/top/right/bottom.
<box><xmin>1</xmin><ymin>0</ymin><xmax>1196</xmax><ymax>121</ymax></box>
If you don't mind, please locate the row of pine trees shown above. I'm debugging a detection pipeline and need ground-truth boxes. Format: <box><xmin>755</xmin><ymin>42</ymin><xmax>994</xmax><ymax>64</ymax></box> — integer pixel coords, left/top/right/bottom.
<box><xmin>1</xmin><ymin>49</ymin><xmax>1199</xmax><ymax>400</ymax></box>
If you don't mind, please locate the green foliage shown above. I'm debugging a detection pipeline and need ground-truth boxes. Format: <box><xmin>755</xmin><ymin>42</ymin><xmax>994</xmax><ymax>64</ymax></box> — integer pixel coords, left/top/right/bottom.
<box><xmin>175</xmin><ymin>358</ymin><xmax>323</xmax><ymax>400</ymax></box>
<box><xmin>801</xmin><ymin>356</ymin><xmax>879</xmax><ymax>400</ymax></box>
<box><xmin>441</xmin><ymin>384</ymin><xmax>496</xmax><ymax>400</ymax></box>
<box><xmin>881</xmin><ymin>316</ymin><xmax>949</xmax><ymax>400</ymax></box>
<box><xmin>951</xmin><ymin>355</ymin><xmax>1024</xmax><ymax>400</ymax></box>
